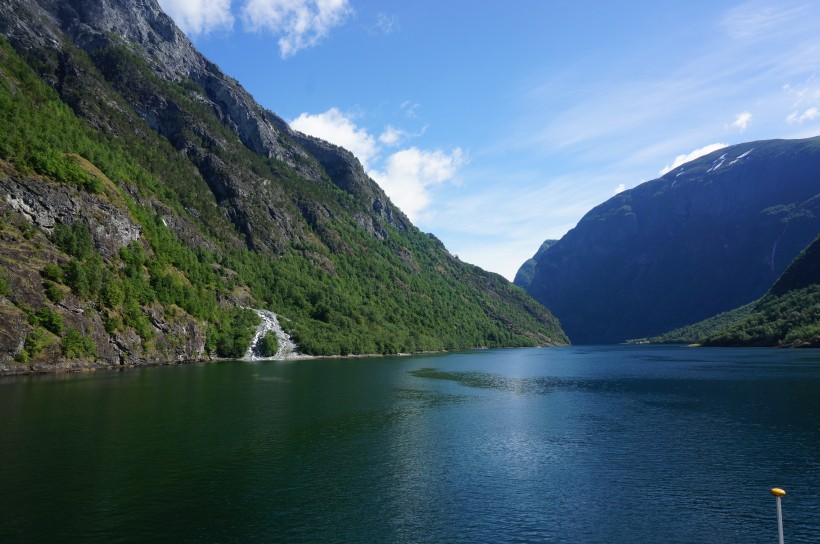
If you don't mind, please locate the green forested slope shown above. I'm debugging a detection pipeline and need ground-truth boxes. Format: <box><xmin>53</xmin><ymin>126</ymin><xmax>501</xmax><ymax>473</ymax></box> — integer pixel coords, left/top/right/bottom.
<box><xmin>701</xmin><ymin>236</ymin><xmax>820</xmax><ymax>347</ymax></box>
<box><xmin>0</xmin><ymin>26</ymin><xmax>565</xmax><ymax>372</ymax></box>
<box><xmin>701</xmin><ymin>286</ymin><xmax>820</xmax><ymax>347</ymax></box>
<box><xmin>637</xmin><ymin>236</ymin><xmax>820</xmax><ymax>347</ymax></box>
<box><xmin>628</xmin><ymin>303</ymin><xmax>755</xmax><ymax>345</ymax></box>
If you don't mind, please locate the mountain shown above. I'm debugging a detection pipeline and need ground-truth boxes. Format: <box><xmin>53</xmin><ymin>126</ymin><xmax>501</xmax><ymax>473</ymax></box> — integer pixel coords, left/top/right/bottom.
<box><xmin>516</xmin><ymin>138</ymin><xmax>820</xmax><ymax>344</ymax></box>
<box><xmin>701</xmin><ymin>235</ymin><xmax>820</xmax><ymax>347</ymax></box>
<box><xmin>768</xmin><ymin>233</ymin><xmax>820</xmax><ymax>296</ymax></box>
<box><xmin>638</xmin><ymin>235</ymin><xmax>820</xmax><ymax>347</ymax></box>
<box><xmin>513</xmin><ymin>239</ymin><xmax>557</xmax><ymax>291</ymax></box>
<box><xmin>0</xmin><ymin>0</ymin><xmax>566</xmax><ymax>373</ymax></box>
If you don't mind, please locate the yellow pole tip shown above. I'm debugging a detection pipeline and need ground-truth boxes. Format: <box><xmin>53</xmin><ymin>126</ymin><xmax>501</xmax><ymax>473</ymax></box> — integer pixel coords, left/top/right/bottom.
<box><xmin>770</xmin><ymin>487</ymin><xmax>787</xmax><ymax>497</ymax></box>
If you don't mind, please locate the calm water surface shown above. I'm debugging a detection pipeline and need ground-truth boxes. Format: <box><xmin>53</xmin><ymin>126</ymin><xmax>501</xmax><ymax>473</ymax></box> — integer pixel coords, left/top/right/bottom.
<box><xmin>1</xmin><ymin>345</ymin><xmax>819</xmax><ymax>543</ymax></box>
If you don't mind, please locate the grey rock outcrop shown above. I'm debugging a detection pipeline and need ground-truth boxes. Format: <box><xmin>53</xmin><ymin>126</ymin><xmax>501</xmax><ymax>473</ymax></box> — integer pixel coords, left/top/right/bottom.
<box><xmin>0</xmin><ymin>0</ymin><xmax>407</xmax><ymax>252</ymax></box>
<box><xmin>1</xmin><ymin>166</ymin><xmax>141</xmax><ymax>257</ymax></box>
<box><xmin>0</xmin><ymin>0</ymin><xmax>569</xmax><ymax>374</ymax></box>
<box><xmin>0</xmin><ymin>164</ymin><xmax>206</xmax><ymax>373</ymax></box>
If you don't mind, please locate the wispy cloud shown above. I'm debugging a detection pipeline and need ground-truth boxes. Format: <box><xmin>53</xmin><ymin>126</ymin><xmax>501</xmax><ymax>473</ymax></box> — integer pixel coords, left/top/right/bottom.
<box><xmin>157</xmin><ymin>0</ymin><xmax>234</xmax><ymax>34</ymax></box>
<box><xmin>787</xmin><ymin>107</ymin><xmax>819</xmax><ymax>124</ymax></box>
<box><xmin>721</xmin><ymin>1</ymin><xmax>810</xmax><ymax>41</ymax></box>
<box><xmin>511</xmin><ymin>1</ymin><xmax>820</xmax><ymax>181</ymax></box>
<box><xmin>290</xmin><ymin>108</ymin><xmax>465</xmax><ymax>222</ymax></box>
<box><xmin>784</xmin><ymin>77</ymin><xmax>820</xmax><ymax>124</ymax></box>
<box><xmin>241</xmin><ymin>0</ymin><xmax>353</xmax><ymax>57</ymax></box>
<box><xmin>400</xmin><ymin>100</ymin><xmax>420</xmax><ymax>119</ymax></box>
<box><xmin>378</xmin><ymin>126</ymin><xmax>407</xmax><ymax>147</ymax></box>
<box><xmin>376</xmin><ymin>13</ymin><xmax>399</xmax><ymax>35</ymax></box>
<box><xmin>731</xmin><ymin>111</ymin><xmax>752</xmax><ymax>131</ymax></box>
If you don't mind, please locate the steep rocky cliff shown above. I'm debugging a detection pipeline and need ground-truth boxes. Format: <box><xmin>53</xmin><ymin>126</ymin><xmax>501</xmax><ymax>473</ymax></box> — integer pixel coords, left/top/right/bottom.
<box><xmin>0</xmin><ymin>0</ymin><xmax>567</xmax><ymax>373</ymax></box>
<box><xmin>519</xmin><ymin>137</ymin><xmax>820</xmax><ymax>344</ymax></box>
<box><xmin>0</xmin><ymin>0</ymin><xmax>403</xmax><ymax>252</ymax></box>
<box><xmin>0</xmin><ymin>160</ymin><xmax>206</xmax><ymax>372</ymax></box>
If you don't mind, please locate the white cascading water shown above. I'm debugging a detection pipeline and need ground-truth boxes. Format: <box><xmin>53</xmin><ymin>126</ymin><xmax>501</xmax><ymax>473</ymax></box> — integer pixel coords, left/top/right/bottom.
<box><xmin>244</xmin><ymin>309</ymin><xmax>301</xmax><ymax>360</ymax></box>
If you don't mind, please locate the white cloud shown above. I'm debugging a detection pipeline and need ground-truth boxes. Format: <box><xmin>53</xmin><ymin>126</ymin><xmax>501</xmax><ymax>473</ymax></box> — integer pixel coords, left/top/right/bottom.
<box><xmin>371</xmin><ymin>148</ymin><xmax>466</xmax><ymax>222</ymax></box>
<box><xmin>787</xmin><ymin>107</ymin><xmax>820</xmax><ymax>124</ymax></box>
<box><xmin>241</xmin><ymin>0</ymin><xmax>353</xmax><ymax>58</ymax></box>
<box><xmin>659</xmin><ymin>143</ymin><xmax>728</xmax><ymax>175</ymax></box>
<box><xmin>378</xmin><ymin>126</ymin><xmax>407</xmax><ymax>147</ymax></box>
<box><xmin>731</xmin><ymin>111</ymin><xmax>752</xmax><ymax>131</ymax></box>
<box><xmin>157</xmin><ymin>0</ymin><xmax>234</xmax><ymax>34</ymax></box>
<box><xmin>290</xmin><ymin>108</ymin><xmax>378</xmax><ymax>168</ymax></box>
<box><xmin>613</xmin><ymin>183</ymin><xmax>626</xmax><ymax>194</ymax></box>
<box><xmin>290</xmin><ymin>109</ymin><xmax>466</xmax><ymax>221</ymax></box>
<box><xmin>782</xmin><ymin>76</ymin><xmax>820</xmax><ymax>126</ymax></box>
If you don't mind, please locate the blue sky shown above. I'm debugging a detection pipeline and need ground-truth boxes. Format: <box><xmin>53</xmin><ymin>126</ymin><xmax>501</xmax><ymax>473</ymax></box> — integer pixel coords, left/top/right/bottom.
<box><xmin>158</xmin><ymin>0</ymin><xmax>820</xmax><ymax>279</ymax></box>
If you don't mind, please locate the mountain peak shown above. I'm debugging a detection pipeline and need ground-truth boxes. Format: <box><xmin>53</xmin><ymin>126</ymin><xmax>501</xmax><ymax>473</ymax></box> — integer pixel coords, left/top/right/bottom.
<box><xmin>520</xmin><ymin>136</ymin><xmax>820</xmax><ymax>344</ymax></box>
<box><xmin>0</xmin><ymin>0</ymin><xmax>566</xmax><ymax>371</ymax></box>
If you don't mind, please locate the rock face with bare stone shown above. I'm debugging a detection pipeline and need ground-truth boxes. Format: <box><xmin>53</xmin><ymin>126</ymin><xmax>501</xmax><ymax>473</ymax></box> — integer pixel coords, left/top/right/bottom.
<box><xmin>0</xmin><ymin>0</ymin><xmax>568</xmax><ymax>373</ymax></box>
<box><xmin>0</xmin><ymin>0</ymin><xmax>408</xmax><ymax>244</ymax></box>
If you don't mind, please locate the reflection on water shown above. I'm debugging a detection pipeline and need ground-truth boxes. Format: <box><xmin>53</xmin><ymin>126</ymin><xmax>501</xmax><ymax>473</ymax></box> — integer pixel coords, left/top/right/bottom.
<box><xmin>408</xmin><ymin>367</ymin><xmax>559</xmax><ymax>395</ymax></box>
<box><xmin>0</xmin><ymin>346</ymin><xmax>818</xmax><ymax>543</ymax></box>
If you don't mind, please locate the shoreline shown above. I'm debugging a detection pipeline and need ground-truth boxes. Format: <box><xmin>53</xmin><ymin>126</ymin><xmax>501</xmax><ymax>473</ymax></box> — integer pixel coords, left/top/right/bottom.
<box><xmin>0</xmin><ymin>349</ymin><xmax>445</xmax><ymax>378</ymax></box>
<box><xmin>0</xmin><ymin>344</ymin><xmax>569</xmax><ymax>378</ymax></box>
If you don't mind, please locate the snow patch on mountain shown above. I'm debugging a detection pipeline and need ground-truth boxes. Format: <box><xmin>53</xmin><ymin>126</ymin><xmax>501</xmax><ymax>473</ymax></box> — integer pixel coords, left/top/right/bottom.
<box><xmin>707</xmin><ymin>153</ymin><xmax>728</xmax><ymax>173</ymax></box>
<box><xmin>729</xmin><ymin>148</ymin><xmax>754</xmax><ymax>166</ymax></box>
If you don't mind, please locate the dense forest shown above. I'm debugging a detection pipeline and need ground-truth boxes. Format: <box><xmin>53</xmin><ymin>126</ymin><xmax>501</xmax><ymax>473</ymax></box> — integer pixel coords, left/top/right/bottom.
<box><xmin>0</xmin><ymin>14</ymin><xmax>565</xmax><ymax>373</ymax></box>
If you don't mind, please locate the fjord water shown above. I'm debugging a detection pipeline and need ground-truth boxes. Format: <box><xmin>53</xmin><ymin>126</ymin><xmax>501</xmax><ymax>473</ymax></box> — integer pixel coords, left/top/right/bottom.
<box><xmin>1</xmin><ymin>346</ymin><xmax>818</xmax><ymax>543</ymax></box>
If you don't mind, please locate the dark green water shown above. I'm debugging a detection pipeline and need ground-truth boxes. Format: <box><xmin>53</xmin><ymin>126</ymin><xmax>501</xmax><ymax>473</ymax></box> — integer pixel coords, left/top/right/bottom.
<box><xmin>1</xmin><ymin>345</ymin><xmax>818</xmax><ymax>543</ymax></box>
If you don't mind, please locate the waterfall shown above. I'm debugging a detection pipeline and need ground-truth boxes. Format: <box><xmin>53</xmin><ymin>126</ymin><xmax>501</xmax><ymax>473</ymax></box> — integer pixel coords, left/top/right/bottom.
<box><xmin>243</xmin><ymin>309</ymin><xmax>301</xmax><ymax>360</ymax></box>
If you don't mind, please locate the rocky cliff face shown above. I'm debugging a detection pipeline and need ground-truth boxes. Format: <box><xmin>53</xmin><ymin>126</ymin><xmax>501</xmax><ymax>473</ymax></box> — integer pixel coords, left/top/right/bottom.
<box><xmin>521</xmin><ymin>137</ymin><xmax>820</xmax><ymax>344</ymax></box>
<box><xmin>0</xmin><ymin>162</ymin><xmax>206</xmax><ymax>373</ymax></box>
<box><xmin>1</xmin><ymin>161</ymin><xmax>141</xmax><ymax>256</ymax></box>
<box><xmin>0</xmin><ymin>0</ymin><xmax>567</xmax><ymax>373</ymax></box>
<box><xmin>1</xmin><ymin>0</ymin><xmax>297</xmax><ymax>162</ymax></box>
<box><xmin>0</xmin><ymin>0</ymin><xmax>407</xmax><ymax>251</ymax></box>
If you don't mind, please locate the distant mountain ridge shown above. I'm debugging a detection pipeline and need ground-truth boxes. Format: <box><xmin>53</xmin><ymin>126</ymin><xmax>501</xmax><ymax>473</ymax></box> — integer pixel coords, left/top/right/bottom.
<box><xmin>0</xmin><ymin>0</ymin><xmax>566</xmax><ymax>373</ymax></box>
<box><xmin>516</xmin><ymin>137</ymin><xmax>820</xmax><ymax>344</ymax></box>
